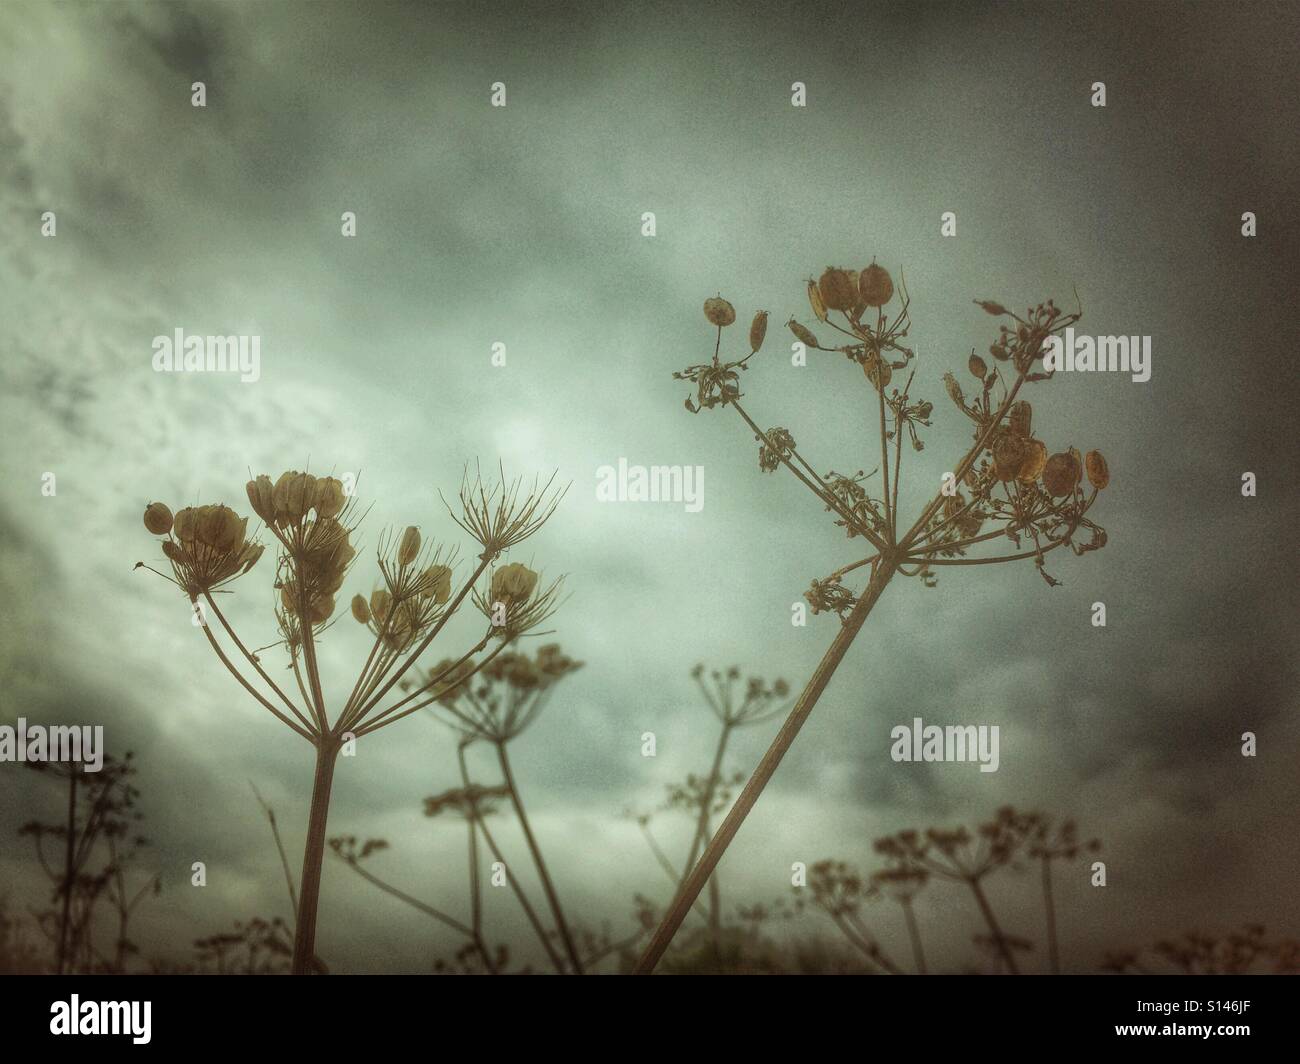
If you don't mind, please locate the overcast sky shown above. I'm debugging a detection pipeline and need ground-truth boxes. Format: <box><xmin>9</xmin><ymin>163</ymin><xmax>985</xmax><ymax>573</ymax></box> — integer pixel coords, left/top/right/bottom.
<box><xmin>1</xmin><ymin>1</ymin><xmax>1297</xmax><ymax>973</ymax></box>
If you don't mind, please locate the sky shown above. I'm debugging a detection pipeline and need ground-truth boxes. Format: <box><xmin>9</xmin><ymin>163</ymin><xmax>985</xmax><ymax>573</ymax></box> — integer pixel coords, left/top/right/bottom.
<box><xmin>0</xmin><ymin>0</ymin><xmax>1297</xmax><ymax>974</ymax></box>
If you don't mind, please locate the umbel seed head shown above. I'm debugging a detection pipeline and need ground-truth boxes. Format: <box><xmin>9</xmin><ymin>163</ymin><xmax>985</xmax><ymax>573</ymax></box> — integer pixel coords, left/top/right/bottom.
<box><xmin>858</xmin><ymin>262</ymin><xmax>894</xmax><ymax>307</ymax></box>
<box><xmin>491</xmin><ymin>562</ymin><xmax>538</xmax><ymax>603</ymax></box>
<box><xmin>817</xmin><ymin>268</ymin><xmax>858</xmax><ymax>313</ymax></box>
<box><xmin>1086</xmin><ymin>450</ymin><xmax>1110</xmax><ymax>490</ymax></box>
<box><xmin>704</xmin><ymin>296</ymin><xmax>736</xmax><ymax>327</ymax></box>
<box><xmin>143</xmin><ymin>502</ymin><xmax>173</xmax><ymax>535</ymax></box>
<box><xmin>398</xmin><ymin>526</ymin><xmax>421</xmax><ymax>566</ymax></box>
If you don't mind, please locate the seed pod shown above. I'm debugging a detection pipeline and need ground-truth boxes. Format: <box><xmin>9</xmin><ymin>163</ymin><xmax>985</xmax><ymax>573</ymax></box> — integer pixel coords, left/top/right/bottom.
<box><xmin>806</xmin><ymin>280</ymin><xmax>828</xmax><ymax>322</ymax></box>
<box><xmin>993</xmin><ymin>433</ymin><xmax>1029</xmax><ymax>482</ymax></box>
<box><xmin>1018</xmin><ymin>438</ymin><xmax>1048</xmax><ymax>483</ymax></box>
<box><xmin>1008</xmin><ymin>400</ymin><xmax>1032</xmax><ymax>438</ymax></box>
<box><xmin>968</xmin><ymin>353</ymin><xmax>987</xmax><ymax>379</ymax></box>
<box><xmin>990</xmin><ymin>343</ymin><xmax>1010</xmax><ymax>362</ymax></box>
<box><xmin>370</xmin><ymin>588</ymin><xmax>393</xmax><ymax>623</ymax></box>
<box><xmin>976</xmin><ymin>300</ymin><xmax>1008</xmax><ymax>316</ymax></box>
<box><xmin>749</xmin><ymin>311</ymin><xmax>768</xmax><ymax>352</ymax></box>
<box><xmin>422</xmin><ymin>564</ymin><xmax>453</xmax><ymax>604</ymax></box>
<box><xmin>1042</xmin><ymin>451</ymin><xmax>1082</xmax><ymax>497</ymax></box>
<box><xmin>1085</xmin><ymin>449</ymin><xmax>1110</xmax><ymax>490</ymax></box>
<box><xmin>943</xmin><ymin>372</ymin><xmax>964</xmax><ymax>408</ymax></box>
<box><xmin>787</xmin><ymin>319</ymin><xmax>820</xmax><ymax>348</ymax></box>
<box><xmin>858</xmin><ymin>262</ymin><xmax>894</xmax><ymax>307</ymax></box>
<box><xmin>703</xmin><ymin>297</ymin><xmax>736</xmax><ymax>327</ymax></box>
<box><xmin>314</xmin><ymin>477</ymin><xmax>346</xmax><ymax>519</ymax></box>
<box><xmin>238</xmin><ymin>543</ymin><xmax>265</xmax><ymax>574</ymax></box>
<box><xmin>818</xmin><ymin>268</ymin><xmax>857</xmax><ymax>312</ymax></box>
<box><xmin>246</xmin><ymin>476</ymin><xmax>275</xmax><ymax>523</ymax></box>
<box><xmin>351</xmin><ymin>594</ymin><xmax>370</xmax><ymax>624</ymax></box>
<box><xmin>143</xmin><ymin>502</ymin><xmax>173</xmax><ymax>536</ymax></box>
<box><xmin>398</xmin><ymin>526</ymin><xmax>421</xmax><ymax>566</ymax></box>
<box><xmin>273</xmin><ymin>471</ymin><xmax>314</xmax><ymax>523</ymax></box>
<box><xmin>173</xmin><ymin>506</ymin><xmax>198</xmax><ymax>544</ymax></box>
<box><xmin>491</xmin><ymin>562</ymin><xmax>538</xmax><ymax>603</ymax></box>
<box><xmin>307</xmin><ymin>594</ymin><xmax>335</xmax><ymax>625</ymax></box>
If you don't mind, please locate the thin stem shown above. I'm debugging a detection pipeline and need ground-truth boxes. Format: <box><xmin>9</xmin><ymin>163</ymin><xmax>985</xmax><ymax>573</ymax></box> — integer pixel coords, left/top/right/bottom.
<box><xmin>1042</xmin><ymin>855</ymin><xmax>1060</xmax><ymax>975</ymax></box>
<box><xmin>199</xmin><ymin>615</ymin><xmax>313</xmax><ymax>740</ymax></box>
<box><xmin>969</xmin><ymin>877</ymin><xmax>1020</xmax><ymax>975</ymax></box>
<box><xmin>337</xmin><ymin>858</ymin><xmax>473</xmax><ymax>938</ymax></box>
<box><xmin>291</xmin><ymin>738</ymin><xmax>341</xmax><ymax>975</ymax></box>
<box><xmin>634</xmin><ymin>558</ymin><xmax>897</xmax><ymax>973</ymax></box>
<box><xmin>900</xmin><ymin>896</ymin><xmax>927</xmax><ymax>974</ymax></box>
<box><xmin>56</xmin><ymin>767</ymin><xmax>76</xmax><ymax>975</ymax></box>
<box><xmin>495</xmin><ymin>741</ymin><xmax>584</xmax><ymax>974</ymax></box>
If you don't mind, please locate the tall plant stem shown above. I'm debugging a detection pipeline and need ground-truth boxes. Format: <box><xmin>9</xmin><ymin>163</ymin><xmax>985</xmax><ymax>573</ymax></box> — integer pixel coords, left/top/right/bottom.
<box><xmin>1041</xmin><ymin>856</ymin><xmax>1059</xmax><ymax>975</ymax></box>
<box><xmin>291</xmin><ymin>736</ymin><xmax>341</xmax><ymax>975</ymax></box>
<box><xmin>900</xmin><ymin>897</ymin><xmax>927</xmax><ymax>974</ymax></box>
<box><xmin>634</xmin><ymin>558</ymin><xmax>897</xmax><ymax>973</ymax></box>
<box><xmin>969</xmin><ymin>878</ymin><xmax>1020</xmax><ymax>975</ymax></box>
<box><xmin>496</xmin><ymin>741</ymin><xmax>584</xmax><ymax>975</ymax></box>
<box><xmin>57</xmin><ymin>767</ymin><xmax>77</xmax><ymax>975</ymax></box>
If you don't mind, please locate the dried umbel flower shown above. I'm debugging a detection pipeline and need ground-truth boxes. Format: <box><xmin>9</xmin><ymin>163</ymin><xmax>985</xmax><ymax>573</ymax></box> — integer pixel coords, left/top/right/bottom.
<box><xmin>398</xmin><ymin>526</ymin><xmax>421</xmax><ymax>566</ymax></box>
<box><xmin>350</xmin><ymin>593</ymin><xmax>370</xmax><ymax>624</ymax></box>
<box><xmin>143</xmin><ymin>502</ymin><xmax>173</xmax><ymax>535</ymax></box>
<box><xmin>1042</xmin><ymin>451</ymin><xmax>1082</xmax><ymax>497</ymax></box>
<box><xmin>703</xmin><ymin>297</ymin><xmax>736</xmax><ymax>327</ymax></box>
<box><xmin>968</xmin><ymin>353</ymin><xmax>987</xmax><ymax>379</ymax></box>
<box><xmin>1085</xmin><ymin>450</ymin><xmax>1110</xmax><ymax>490</ymax></box>
<box><xmin>818</xmin><ymin>268</ymin><xmax>858</xmax><ymax>313</ymax></box>
<box><xmin>858</xmin><ymin>262</ymin><xmax>894</xmax><ymax>307</ymax></box>
<box><xmin>749</xmin><ymin>311</ymin><xmax>768</xmax><ymax>352</ymax></box>
<box><xmin>491</xmin><ymin>562</ymin><xmax>538</xmax><ymax>604</ymax></box>
<box><xmin>788</xmin><ymin>319</ymin><xmax>820</xmax><ymax>348</ymax></box>
<box><xmin>806</xmin><ymin>279</ymin><xmax>828</xmax><ymax>322</ymax></box>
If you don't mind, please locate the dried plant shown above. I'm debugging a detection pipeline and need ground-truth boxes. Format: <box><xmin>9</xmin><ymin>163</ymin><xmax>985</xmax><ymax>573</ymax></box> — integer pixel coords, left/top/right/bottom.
<box><xmin>137</xmin><ymin>466</ymin><xmax>566</xmax><ymax>974</ymax></box>
<box><xmin>1102</xmin><ymin>924</ymin><xmax>1300</xmax><ymax>976</ymax></box>
<box><xmin>638</xmin><ymin>264</ymin><xmax>1112</xmax><ymax>971</ymax></box>
<box><xmin>1027</xmin><ymin>814</ymin><xmax>1100</xmax><ymax>973</ymax></box>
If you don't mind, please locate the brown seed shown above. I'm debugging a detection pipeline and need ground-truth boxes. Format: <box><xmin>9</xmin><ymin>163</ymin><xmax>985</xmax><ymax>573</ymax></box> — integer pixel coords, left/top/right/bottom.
<box><xmin>314</xmin><ymin>477</ymin><xmax>346</xmax><ymax>519</ymax></box>
<box><xmin>398</xmin><ymin>526</ymin><xmax>421</xmax><ymax>566</ymax></box>
<box><xmin>1008</xmin><ymin>400</ymin><xmax>1032</xmax><ymax>438</ymax></box>
<box><xmin>806</xmin><ymin>280</ymin><xmax>828</xmax><ymax>322</ymax></box>
<box><xmin>858</xmin><ymin>263</ymin><xmax>894</xmax><ymax>307</ymax></box>
<box><xmin>943</xmin><ymin>372</ymin><xmax>964</xmax><ymax>407</ymax></box>
<box><xmin>993</xmin><ymin>433</ymin><xmax>1029</xmax><ymax>482</ymax></box>
<box><xmin>143</xmin><ymin>502</ymin><xmax>173</xmax><ymax>536</ymax></box>
<box><xmin>172</xmin><ymin>506</ymin><xmax>198</xmax><ymax>543</ymax></box>
<box><xmin>1042</xmin><ymin>451</ymin><xmax>1082</xmax><ymax>496</ymax></box>
<box><xmin>1086</xmin><ymin>450</ymin><xmax>1110</xmax><ymax>490</ymax></box>
<box><xmin>351</xmin><ymin>594</ymin><xmax>370</xmax><ymax>624</ymax></box>
<box><xmin>492</xmin><ymin>562</ymin><xmax>538</xmax><ymax>603</ymax></box>
<box><xmin>749</xmin><ymin>311</ymin><xmax>768</xmax><ymax>352</ymax></box>
<box><xmin>818</xmin><ymin>268</ymin><xmax>858</xmax><ymax>312</ymax></box>
<box><xmin>370</xmin><ymin>588</ymin><xmax>393</xmax><ymax>623</ymax></box>
<box><xmin>968</xmin><ymin>353</ymin><xmax>988</xmax><ymax>379</ymax></box>
<box><xmin>703</xmin><ymin>297</ymin><xmax>736</xmax><ymax>327</ymax></box>
<box><xmin>787</xmin><ymin>319</ymin><xmax>820</xmax><ymax>348</ymax></box>
<box><xmin>1018</xmin><ymin>438</ymin><xmax>1048</xmax><ymax>483</ymax></box>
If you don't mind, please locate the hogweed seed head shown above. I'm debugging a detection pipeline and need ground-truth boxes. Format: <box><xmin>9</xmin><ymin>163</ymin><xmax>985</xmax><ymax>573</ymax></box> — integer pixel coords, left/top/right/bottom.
<box><xmin>818</xmin><ymin>268</ymin><xmax>858</xmax><ymax>313</ymax></box>
<box><xmin>491</xmin><ymin>562</ymin><xmax>538</xmax><ymax>604</ymax></box>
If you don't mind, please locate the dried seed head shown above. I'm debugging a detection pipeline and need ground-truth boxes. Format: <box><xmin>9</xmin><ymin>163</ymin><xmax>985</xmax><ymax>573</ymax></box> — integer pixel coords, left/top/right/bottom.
<box><xmin>273</xmin><ymin>471</ymin><xmax>316</xmax><ymax>523</ymax></box>
<box><xmin>704</xmin><ymin>297</ymin><xmax>736</xmax><ymax>327</ymax></box>
<box><xmin>398</xmin><ymin>526</ymin><xmax>421</xmax><ymax>566</ymax></box>
<box><xmin>993</xmin><ymin>433</ymin><xmax>1029</xmax><ymax>482</ymax></box>
<box><xmin>314</xmin><ymin>477</ymin><xmax>346</xmax><ymax>519</ymax></box>
<box><xmin>351</xmin><ymin>593</ymin><xmax>370</xmax><ymax>624</ymax></box>
<box><xmin>968</xmin><ymin>353</ymin><xmax>987</xmax><ymax>379</ymax></box>
<box><xmin>199</xmin><ymin>505</ymin><xmax>246</xmax><ymax>554</ymax></box>
<box><xmin>806</xmin><ymin>280</ymin><xmax>828</xmax><ymax>322</ymax></box>
<box><xmin>1018</xmin><ymin>438</ymin><xmax>1048</xmax><ymax>483</ymax></box>
<box><xmin>1042</xmin><ymin>451</ymin><xmax>1082</xmax><ymax>496</ymax></box>
<box><xmin>173</xmin><ymin>506</ymin><xmax>198</xmax><ymax>543</ymax></box>
<box><xmin>749</xmin><ymin>311</ymin><xmax>768</xmax><ymax>352</ymax></box>
<box><xmin>818</xmin><ymin>267</ymin><xmax>858</xmax><ymax>312</ymax></box>
<box><xmin>787</xmin><ymin>319</ymin><xmax>819</xmax><ymax>348</ymax></box>
<box><xmin>858</xmin><ymin>262</ymin><xmax>894</xmax><ymax>307</ymax></box>
<box><xmin>421</xmin><ymin>564</ymin><xmax>453</xmax><ymax>604</ymax></box>
<box><xmin>143</xmin><ymin>502</ymin><xmax>173</xmax><ymax>536</ymax></box>
<box><xmin>1085</xmin><ymin>450</ymin><xmax>1110</xmax><ymax>490</ymax></box>
<box><xmin>491</xmin><ymin>562</ymin><xmax>538</xmax><ymax>603</ymax></box>
<box><xmin>1008</xmin><ymin>400</ymin><xmax>1032</xmax><ymax>438</ymax></box>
